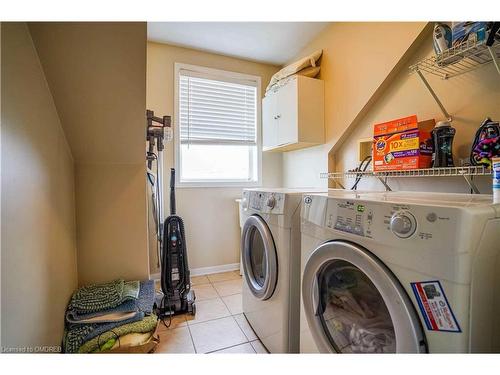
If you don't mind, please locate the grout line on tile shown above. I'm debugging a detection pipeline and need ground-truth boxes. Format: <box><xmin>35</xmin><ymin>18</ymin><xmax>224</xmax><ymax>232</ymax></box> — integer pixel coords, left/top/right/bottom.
<box><xmin>194</xmin><ymin>295</ymin><xmax>220</xmax><ymax>302</ymax></box>
<box><xmin>237</xmin><ymin>314</ymin><xmax>258</xmax><ymax>342</ymax></box>
<box><xmin>212</xmin><ymin>287</ymin><xmax>241</xmax><ymax>299</ymax></box>
<box><xmin>205</xmin><ymin>341</ymin><xmax>256</xmax><ymax>354</ymax></box>
<box><xmin>228</xmin><ymin>312</ymin><xmax>249</xmax><ymax>343</ymax></box>
<box><xmin>219</xmin><ymin>293</ymin><xmax>231</xmax><ymax>310</ymax></box>
<box><xmin>185</xmin><ymin>318</ymin><xmax>197</xmax><ymax>354</ymax></box>
<box><xmin>250</xmin><ymin>339</ymin><xmax>270</xmax><ymax>354</ymax></box>
<box><xmin>187</xmin><ymin>313</ymin><xmax>236</xmax><ymax>327</ymax></box>
<box><xmin>217</xmin><ymin>292</ymin><xmax>242</xmax><ymax>298</ymax></box>
<box><xmin>188</xmin><ymin>272</ymin><xmax>243</xmax><ymax>353</ymax></box>
<box><xmin>156</xmin><ymin>271</ymin><xmax>250</xmax><ymax>354</ymax></box>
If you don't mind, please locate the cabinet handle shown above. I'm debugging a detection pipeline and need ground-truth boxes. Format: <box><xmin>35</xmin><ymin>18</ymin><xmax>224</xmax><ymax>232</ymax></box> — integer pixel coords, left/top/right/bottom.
<box><xmin>275</xmin><ymin>114</ymin><xmax>281</xmax><ymax>119</ymax></box>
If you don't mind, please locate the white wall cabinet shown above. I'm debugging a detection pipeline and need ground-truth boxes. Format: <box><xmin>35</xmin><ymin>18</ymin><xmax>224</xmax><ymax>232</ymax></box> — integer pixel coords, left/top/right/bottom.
<box><xmin>262</xmin><ymin>75</ymin><xmax>324</xmax><ymax>152</ymax></box>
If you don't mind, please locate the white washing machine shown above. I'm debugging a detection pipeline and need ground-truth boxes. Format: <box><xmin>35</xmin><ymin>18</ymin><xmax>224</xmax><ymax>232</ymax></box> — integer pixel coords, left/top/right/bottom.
<box><xmin>240</xmin><ymin>188</ymin><xmax>324</xmax><ymax>353</ymax></box>
<box><xmin>300</xmin><ymin>190</ymin><xmax>500</xmax><ymax>353</ymax></box>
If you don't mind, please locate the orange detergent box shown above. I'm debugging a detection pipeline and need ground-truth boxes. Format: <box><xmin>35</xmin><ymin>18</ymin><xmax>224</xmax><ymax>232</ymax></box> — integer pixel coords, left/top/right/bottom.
<box><xmin>373</xmin><ymin>115</ymin><xmax>435</xmax><ymax>172</ymax></box>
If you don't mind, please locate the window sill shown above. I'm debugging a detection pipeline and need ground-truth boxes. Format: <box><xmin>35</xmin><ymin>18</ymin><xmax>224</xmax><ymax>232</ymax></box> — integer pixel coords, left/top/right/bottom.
<box><xmin>176</xmin><ymin>180</ymin><xmax>261</xmax><ymax>189</ymax></box>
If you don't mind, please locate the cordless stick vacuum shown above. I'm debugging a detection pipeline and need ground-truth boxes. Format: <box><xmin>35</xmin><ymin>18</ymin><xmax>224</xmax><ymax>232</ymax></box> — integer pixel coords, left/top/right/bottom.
<box><xmin>157</xmin><ymin>169</ymin><xmax>196</xmax><ymax>322</ymax></box>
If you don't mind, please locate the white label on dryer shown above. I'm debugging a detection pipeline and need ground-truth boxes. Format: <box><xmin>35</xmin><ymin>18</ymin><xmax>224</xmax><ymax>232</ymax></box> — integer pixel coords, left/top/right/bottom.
<box><xmin>410</xmin><ymin>280</ymin><xmax>461</xmax><ymax>333</ymax></box>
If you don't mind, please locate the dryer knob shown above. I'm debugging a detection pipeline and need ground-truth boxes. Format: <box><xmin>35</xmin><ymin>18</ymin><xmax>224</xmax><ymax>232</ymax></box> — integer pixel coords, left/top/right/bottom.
<box><xmin>390</xmin><ymin>212</ymin><xmax>416</xmax><ymax>238</ymax></box>
<box><xmin>266</xmin><ymin>195</ymin><xmax>276</xmax><ymax>209</ymax></box>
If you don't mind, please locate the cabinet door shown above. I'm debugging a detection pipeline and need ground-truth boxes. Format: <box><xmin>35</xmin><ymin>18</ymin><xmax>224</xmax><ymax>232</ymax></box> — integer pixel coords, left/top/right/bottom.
<box><xmin>262</xmin><ymin>92</ymin><xmax>278</xmax><ymax>149</ymax></box>
<box><xmin>276</xmin><ymin>78</ymin><xmax>298</xmax><ymax>146</ymax></box>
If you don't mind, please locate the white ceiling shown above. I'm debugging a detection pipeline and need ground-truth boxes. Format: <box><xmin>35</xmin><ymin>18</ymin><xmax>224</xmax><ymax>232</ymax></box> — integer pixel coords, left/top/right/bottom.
<box><xmin>147</xmin><ymin>22</ymin><xmax>330</xmax><ymax>65</ymax></box>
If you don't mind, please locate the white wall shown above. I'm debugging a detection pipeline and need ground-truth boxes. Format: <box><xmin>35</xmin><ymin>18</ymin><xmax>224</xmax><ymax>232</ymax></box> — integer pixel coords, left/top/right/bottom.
<box><xmin>281</xmin><ymin>23</ymin><xmax>428</xmax><ymax>188</ymax></box>
<box><xmin>282</xmin><ymin>22</ymin><xmax>499</xmax><ymax>195</ymax></box>
<box><xmin>29</xmin><ymin>23</ymin><xmax>150</xmax><ymax>285</ymax></box>
<box><xmin>283</xmin><ymin>145</ymin><xmax>329</xmax><ymax>189</ymax></box>
<box><xmin>333</xmin><ymin>33</ymin><xmax>500</xmax><ymax>194</ymax></box>
<box><xmin>147</xmin><ymin>42</ymin><xmax>281</xmax><ymax>272</ymax></box>
<box><xmin>1</xmin><ymin>23</ymin><xmax>78</xmax><ymax>347</ymax></box>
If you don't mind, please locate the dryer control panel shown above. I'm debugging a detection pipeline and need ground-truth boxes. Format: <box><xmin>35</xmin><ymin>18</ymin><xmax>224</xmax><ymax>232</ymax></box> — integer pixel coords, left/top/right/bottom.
<box><xmin>247</xmin><ymin>191</ymin><xmax>285</xmax><ymax>214</ymax></box>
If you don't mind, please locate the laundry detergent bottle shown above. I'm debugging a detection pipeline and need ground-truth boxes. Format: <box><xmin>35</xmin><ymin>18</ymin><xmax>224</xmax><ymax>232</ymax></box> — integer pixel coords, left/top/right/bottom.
<box><xmin>431</xmin><ymin>120</ymin><xmax>456</xmax><ymax>168</ymax></box>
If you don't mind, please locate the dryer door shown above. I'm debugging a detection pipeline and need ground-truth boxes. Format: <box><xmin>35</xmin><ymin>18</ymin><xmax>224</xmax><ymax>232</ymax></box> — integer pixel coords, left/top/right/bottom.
<box><xmin>241</xmin><ymin>215</ymin><xmax>278</xmax><ymax>300</ymax></box>
<box><xmin>302</xmin><ymin>240</ymin><xmax>427</xmax><ymax>353</ymax></box>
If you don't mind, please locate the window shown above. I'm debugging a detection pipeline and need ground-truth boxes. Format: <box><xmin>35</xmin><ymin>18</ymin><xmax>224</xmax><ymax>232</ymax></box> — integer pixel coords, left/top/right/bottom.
<box><xmin>174</xmin><ymin>63</ymin><xmax>261</xmax><ymax>187</ymax></box>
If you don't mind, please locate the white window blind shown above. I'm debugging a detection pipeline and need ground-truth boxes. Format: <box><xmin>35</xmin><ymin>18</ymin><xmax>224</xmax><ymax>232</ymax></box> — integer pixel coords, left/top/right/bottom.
<box><xmin>179</xmin><ymin>72</ymin><xmax>257</xmax><ymax>146</ymax></box>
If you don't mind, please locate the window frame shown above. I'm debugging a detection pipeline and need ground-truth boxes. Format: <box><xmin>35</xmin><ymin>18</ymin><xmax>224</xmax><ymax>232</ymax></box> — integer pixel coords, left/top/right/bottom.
<box><xmin>174</xmin><ymin>63</ymin><xmax>262</xmax><ymax>188</ymax></box>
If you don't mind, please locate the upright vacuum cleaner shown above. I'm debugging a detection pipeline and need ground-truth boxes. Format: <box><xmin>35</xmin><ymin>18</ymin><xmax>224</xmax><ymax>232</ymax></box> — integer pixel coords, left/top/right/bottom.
<box><xmin>145</xmin><ymin>110</ymin><xmax>195</xmax><ymax>325</ymax></box>
<box><xmin>157</xmin><ymin>168</ymin><xmax>196</xmax><ymax>322</ymax></box>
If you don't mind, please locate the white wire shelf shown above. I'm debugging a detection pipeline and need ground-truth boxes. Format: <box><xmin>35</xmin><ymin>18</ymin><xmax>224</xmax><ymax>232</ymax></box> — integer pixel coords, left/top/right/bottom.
<box><xmin>408</xmin><ymin>30</ymin><xmax>500</xmax><ymax>121</ymax></box>
<box><xmin>320</xmin><ymin>166</ymin><xmax>492</xmax><ymax>194</ymax></box>
<box><xmin>409</xmin><ymin>37</ymin><xmax>500</xmax><ymax>79</ymax></box>
<box><xmin>320</xmin><ymin>166</ymin><xmax>491</xmax><ymax>179</ymax></box>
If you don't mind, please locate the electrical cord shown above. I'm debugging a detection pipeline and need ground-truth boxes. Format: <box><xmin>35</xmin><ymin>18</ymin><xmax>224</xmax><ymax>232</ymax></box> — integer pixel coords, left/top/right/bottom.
<box><xmin>351</xmin><ymin>155</ymin><xmax>373</xmax><ymax>190</ymax></box>
<box><xmin>159</xmin><ymin>294</ymin><xmax>172</xmax><ymax>328</ymax></box>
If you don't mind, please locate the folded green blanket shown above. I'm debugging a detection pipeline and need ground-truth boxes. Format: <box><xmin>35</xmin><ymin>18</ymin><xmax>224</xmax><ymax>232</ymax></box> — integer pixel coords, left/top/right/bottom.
<box><xmin>78</xmin><ymin>314</ymin><xmax>158</xmax><ymax>353</ymax></box>
<box><xmin>63</xmin><ymin>280</ymin><xmax>155</xmax><ymax>353</ymax></box>
<box><xmin>69</xmin><ymin>280</ymin><xmax>140</xmax><ymax>314</ymax></box>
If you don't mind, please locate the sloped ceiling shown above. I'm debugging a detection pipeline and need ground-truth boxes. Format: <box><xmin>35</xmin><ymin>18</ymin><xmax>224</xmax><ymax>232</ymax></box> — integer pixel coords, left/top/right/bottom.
<box><xmin>29</xmin><ymin>22</ymin><xmax>147</xmax><ymax>164</ymax></box>
<box><xmin>148</xmin><ymin>22</ymin><xmax>330</xmax><ymax>65</ymax></box>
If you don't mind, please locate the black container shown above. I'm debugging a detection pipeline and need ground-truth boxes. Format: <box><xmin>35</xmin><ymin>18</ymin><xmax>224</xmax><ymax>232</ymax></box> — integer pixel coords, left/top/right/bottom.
<box><xmin>431</xmin><ymin>121</ymin><xmax>456</xmax><ymax>167</ymax></box>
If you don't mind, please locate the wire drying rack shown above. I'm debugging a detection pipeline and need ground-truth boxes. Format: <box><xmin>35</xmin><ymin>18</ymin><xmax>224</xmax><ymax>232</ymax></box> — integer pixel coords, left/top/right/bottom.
<box><xmin>409</xmin><ymin>32</ymin><xmax>500</xmax><ymax>121</ymax></box>
<box><xmin>409</xmin><ymin>38</ymin><xmax>500</xmax><ymax>79</ymax></box>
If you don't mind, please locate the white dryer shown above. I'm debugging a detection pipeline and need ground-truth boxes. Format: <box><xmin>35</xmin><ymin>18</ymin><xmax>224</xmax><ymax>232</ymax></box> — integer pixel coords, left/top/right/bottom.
<box><xmin>241</xmin><ymin>188</ymin><xmax>324</xmax><ymax>353</ymax></box>
<box><xmin>300</xmin><ymin>190</ymin><xmax>500</xmax><ymax>353</ymax></box>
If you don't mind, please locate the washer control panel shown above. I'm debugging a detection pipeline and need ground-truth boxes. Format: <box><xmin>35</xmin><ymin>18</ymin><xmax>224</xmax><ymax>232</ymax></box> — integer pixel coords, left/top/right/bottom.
<box><xmin>326</xmin><ymin>200</ymin><xmax>374</xmax><ymax>238</ymax></box>
<box><xmin>247</xmin><ymin>191</ymin><xmax>284</xmax><ymax>214</ymax></box>
<box><xmin>325</xmin><ymin>198</ymin><xmax>428</xmax><ymax>241</ymax></box>
<box><xmin>389</xmin><ymin>211</ymin><xmax>417</xmax><ymax>238</ymax></box>
<box><xmin>305</xmin><ymin>195</ymin><xmax>462</xmax><ymax>251</ymax></box>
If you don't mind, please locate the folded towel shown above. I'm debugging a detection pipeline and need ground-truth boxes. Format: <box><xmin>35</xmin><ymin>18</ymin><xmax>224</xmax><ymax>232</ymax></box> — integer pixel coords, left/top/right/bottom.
<box><xmin>68</xmin><ymin>280</ymin><xmax>140</xmax><ymax>314</ymax></box>
<box><xmin>63</xmin><ymin>280</ymin><xmax>156</xmax><ymax>353</ymax></box>
<box><xmin>63</xmin><ymin>313</ymin><xmax>144</xmax><ymax>353</ymax></box>
<box><xmin>122</xmin><ymin>280</ymin><xmax>141</xmax><ymax>300</ymax></box>
<box><xmin>136</xmin><ymin>280</ymin><xmax>155</xmax><ymax>315</ymax></box>
<box><xmin>66</xmin><ymin>298</ymin><xmax>137</xmax><ymax>324</ymax></box>
<box><xmin>68</xmin><ymin>311</ymin><xmax>138</xmax><ymax>324</ymax></box>
<box><xmin>78</xmin><ymin>315</ymin><xmax>158</xmax><ymax>353</ymax></box>
<box><xmin>91</xmin><ymin>331</ymin><xmax>154</xmax><ymax>353</ymax></box>
<box><xmin>67</xmin><ymin>280</ymin><xmax>154</xmax><ymax>325</ymax></box>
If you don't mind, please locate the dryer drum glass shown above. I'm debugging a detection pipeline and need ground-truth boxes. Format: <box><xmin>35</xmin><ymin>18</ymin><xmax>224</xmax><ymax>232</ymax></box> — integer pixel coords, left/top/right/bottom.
<box><xmin>317</xmin><ymin>260</ymin><xmax>396</xmax><ymax>353</ymax></box>
<box><xmin>249</xmin><ymin>228</ymin><xmax>268</xmax><ymax>287</ymax></box>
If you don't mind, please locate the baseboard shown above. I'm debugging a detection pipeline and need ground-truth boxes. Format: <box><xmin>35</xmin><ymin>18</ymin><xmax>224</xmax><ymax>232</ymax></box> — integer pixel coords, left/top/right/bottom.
<box><xmin>149</xmin><ymin>263</ymin><xmax>240</xmax><ymax>279</ymax></box>
<box><xmin>191</xmin><ymin>263</ymin><xmax>240</xmax><ymax>276</ymax></box>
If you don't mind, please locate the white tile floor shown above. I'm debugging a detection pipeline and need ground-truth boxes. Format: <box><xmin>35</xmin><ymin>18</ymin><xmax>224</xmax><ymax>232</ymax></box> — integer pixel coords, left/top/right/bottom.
<box><xmin>155</xmin><ymin>271</ymin><xmax>269</xmax><ymax>354</ymax></box>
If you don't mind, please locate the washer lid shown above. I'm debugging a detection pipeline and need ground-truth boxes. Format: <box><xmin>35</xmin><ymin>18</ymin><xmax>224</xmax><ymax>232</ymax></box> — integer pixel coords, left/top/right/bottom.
<box><xmin>302</xmin><ymin>240</ymin><xmax>427</xmax><ymax>353</ymax></box>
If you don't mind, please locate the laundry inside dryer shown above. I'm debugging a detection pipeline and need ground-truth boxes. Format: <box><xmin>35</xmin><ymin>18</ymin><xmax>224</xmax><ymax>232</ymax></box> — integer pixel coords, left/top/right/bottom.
<box><xmin>318</xmin><ymin>260</ymin><xmax>396</xmax><ymax>353</ymax></box>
